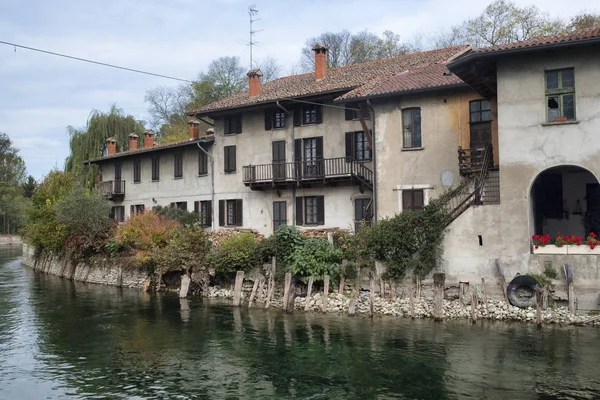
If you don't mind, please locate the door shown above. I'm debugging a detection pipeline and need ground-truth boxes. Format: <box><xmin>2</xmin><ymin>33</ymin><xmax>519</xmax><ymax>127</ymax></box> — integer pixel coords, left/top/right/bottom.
<box><xmin>469</xmin><ymin>99</ymin><xmax>493</xmax><ymax>167</ymax></box>
<box><xmin>302</xmin><ymin>137</ymin><xmax>323</xmax><ymax>178</ymax></box>
<box><xmin>272</xmin><ymin>141</ymin><xmax>286</xmax><ymax>180</ymax></box>
<box><xmin>114</xmin><ymin>163</ymin><xmax>122</xmax><ymax>193</ymax></box>
<box><xmin>586</xmin><ymin>184</ymin><xmax>600</xmax><ymax>235</ymax></box>
<box><xmin>273</xmin><ymin>201</ymin><xmax>287</xmax><ymax>231</ymax></box>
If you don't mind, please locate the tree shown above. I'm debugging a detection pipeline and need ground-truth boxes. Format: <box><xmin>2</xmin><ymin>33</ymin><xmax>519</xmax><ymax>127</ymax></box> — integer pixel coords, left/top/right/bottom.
<box><xmin>144</xmin><ymin>84</ymin><xmax>192</xmax><ymax>131</ymax></box>
<box><xmin>256</xmin><ymin>56</ymin><xmax>282</xmax><ymax>83</ymax></box>
<box><xmin>0</xmin><ymin>133</ymin><xmax>26</xmax><ymax>187</ymax></box>
<box><xmin>566</xmin><ymin>12</ymin><xmax>600</xmax><ymax>31</ymax></box>
<box><xmin>22</xmin><ymin>175</ymin><xmax>37</xmax><ymax>198</ymax></box>
<box><xmin>64</xmin><ymin>105</ymin><xmax>145</xmax><ymax>189</ymax></box>
<box><xmin>299</xmin><ymin>29</ymin><xmax>412</xmax><ymax>71</ymax></box>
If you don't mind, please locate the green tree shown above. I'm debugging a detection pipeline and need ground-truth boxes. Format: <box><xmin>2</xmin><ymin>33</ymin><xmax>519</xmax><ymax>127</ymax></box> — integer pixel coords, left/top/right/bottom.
<box><xmin>0</xmin><ymin>133</ymin><xmax>28</xmax><ymax>234</ymax></box>
<box><xmin>64</xmin><ymin>105</ymin><xmax>145</xmax><ymax>188</ymax></box>
<box><xmin>22</xmin><ymin>175</ymin><xmax>37</xmax><ymax>198</ymax></box>
<box><xmin>566</xmin><ymin>12</ymin><xmax>600</xmax><ymax>31</ymax></box>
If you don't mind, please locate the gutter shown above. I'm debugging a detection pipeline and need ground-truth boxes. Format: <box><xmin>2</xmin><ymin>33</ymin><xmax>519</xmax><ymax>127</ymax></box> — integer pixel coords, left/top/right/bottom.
<box><xmin>276</xmin><ymin>100</ymin><xmax>295</xmax><ymax>228</ymax></box>
<box><xmin>197</xmin><ymin>142</ymin><xmax>216</xmax><ymax>231</ymax></box>
<box><xmin>334</xmin><ymin>83</ymin><xmax>469</xmax><ymax>104</ymax></box>
<box><xmin>367</xmin><ymin>99</ymin><xmax>377</xmax><ymax>223</ymax></box>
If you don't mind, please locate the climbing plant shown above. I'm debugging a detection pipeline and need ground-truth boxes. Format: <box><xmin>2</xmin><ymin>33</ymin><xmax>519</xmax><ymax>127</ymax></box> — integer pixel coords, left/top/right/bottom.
<box><xmin>289</xmin><ymin>237</ymin><xmax>343</xmax><ymax>282</ymax></box>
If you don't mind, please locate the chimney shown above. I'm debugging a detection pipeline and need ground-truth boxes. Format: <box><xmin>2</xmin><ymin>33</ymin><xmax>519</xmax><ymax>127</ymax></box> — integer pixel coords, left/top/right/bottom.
<box><xmin>143</xmin><ymin>130</ymin><xmax>155</xmax><ymax>148</ymax></box>
<box><xmin>188</xmin><ymin>119</ymin><xmax>201</xmax><ymax>139</ymax></box>
<box><xmin>128</xmin><ymin>133</ymin><xmax>139</xmax><ymax>150</ymax></box>
<box><xmin>106</xmin><ymin>137</ymin><xmax>117</xmax><ymax>155</ymax></box>
<box><xmin>312</xmin><ymin>44</ymin><xmax>328</xmax><ymax>80</ymax></box>
<box><xmin>247</xmin><ymin>69</ymin><xmax>263</xmax><ymax>96</ymax></box>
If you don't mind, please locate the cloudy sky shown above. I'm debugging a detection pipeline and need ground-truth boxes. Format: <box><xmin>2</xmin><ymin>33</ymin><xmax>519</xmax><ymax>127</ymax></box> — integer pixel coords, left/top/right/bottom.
<box><xmin>0</xmin><ymin>0</ymin><xmax>597</xmax><ymax>179</ymax></box>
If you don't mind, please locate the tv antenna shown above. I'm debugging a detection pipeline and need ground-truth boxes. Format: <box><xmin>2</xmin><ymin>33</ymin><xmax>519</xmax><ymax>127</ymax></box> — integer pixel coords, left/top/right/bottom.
<box><xmin>248</xmin><ymin>5</ymin><xmax>263</xmax><ymax>70</ymax></box>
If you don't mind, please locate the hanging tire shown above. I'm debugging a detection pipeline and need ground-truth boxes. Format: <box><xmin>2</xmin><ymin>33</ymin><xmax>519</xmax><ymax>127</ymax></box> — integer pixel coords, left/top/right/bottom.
<box><xmin>507</xmin><ymin>275</ymin><xmax>541</xmax><ymax>308</ymax></box>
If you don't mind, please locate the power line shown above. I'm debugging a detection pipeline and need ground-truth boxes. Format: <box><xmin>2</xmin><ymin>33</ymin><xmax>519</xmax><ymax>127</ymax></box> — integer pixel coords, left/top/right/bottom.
<box><xmin>0</xmin><ymin>40</ymin><xmax>193</xmax><ymax>83</ymax></box>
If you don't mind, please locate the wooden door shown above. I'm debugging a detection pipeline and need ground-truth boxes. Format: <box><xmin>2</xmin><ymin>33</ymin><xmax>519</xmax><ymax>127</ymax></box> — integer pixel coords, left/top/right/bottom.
<box><xmin>272</xmin><ymin>141</ymin><xmax>286</xmax><ymax>180</ymax></box>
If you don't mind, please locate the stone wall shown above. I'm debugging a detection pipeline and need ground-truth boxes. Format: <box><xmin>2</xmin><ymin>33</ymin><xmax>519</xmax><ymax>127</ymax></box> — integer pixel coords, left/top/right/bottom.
<box><xmin>21</xmin><ymin>244</ymin><xmax>149</xmax><ymax>289</ymax></box>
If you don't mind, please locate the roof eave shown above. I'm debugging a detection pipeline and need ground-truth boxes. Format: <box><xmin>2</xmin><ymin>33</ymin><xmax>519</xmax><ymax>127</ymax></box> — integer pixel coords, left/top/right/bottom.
<box><xmin>335</xmin><ymin>82</ymin><xmax>469</xmax><ymax>103</ymax></box>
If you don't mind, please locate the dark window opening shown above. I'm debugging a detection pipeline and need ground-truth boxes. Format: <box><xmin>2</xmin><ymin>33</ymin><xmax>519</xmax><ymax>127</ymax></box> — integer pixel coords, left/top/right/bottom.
<box><xmin>194</xmin><ymin>200</ymin><xmax>212</xmax><ymax>227</ymax></box>
<box><xmin>470</xmin><ymin>99</ymin><xmax>492</xmax><ymax>123</ymax></box>
<box><xmin>346</xmin><ymin>131</ymin><xmax>371</xmax><ymax>162</ymax></box>
<box><xmin>218</xmin><ymin>199</ymin><xmax>243</xmax><ymax>226</ymax></box>
<box><xmin>224</xmin><ymin>145</ymin><xmax>236</xmax><ymax>173</ymax></box>
<box><xmin>295</xmin><ymin>196</ymin><xmax>324</xmax><ymax>226</ymax></box>
<box><xmin>354</xmin><ymin>198</ymin><xmax>373</xmax><ymax>232</ymax></box>
<box><xmin>273</xmin><ymin>201</ymin><xmax>287</xmax><ymax>231</ymax></box>
<box><xmin>151</xmin><ymin>156</ymin><xmax>160</xmax><ymax>181</ymax></box>
<box><xmin>345</xmin><ymin>102</ymin><xmax>370</xmax><ymax>120</ymax></box>
<box><xmin>293</xmin><ymin>103</ymin><xmax>323</xmax><ymax>126</ymax></box>
<box><xmin>545</xmin><ymin>68</ymin><xmax>575</xmax><ymax>122</ymax></box>
<box><xmin>111</xmin><ymin>206</ymin><xmax>125</xmax><ymax>223</ymax></box>
<box><xmin>402</xmin><ymin>189</ymin><xmax>424</xmax><ymax>211</ymax></box>
<box><xmin>198</xmin><ymin>150</ymin><xmax>208</xmax><ymax>175</ymax></box>
<box><xmin>133</xmin><ymin>160</ymin><xmax>141</xmax><ymax>183</ymax></box>
<box><xmin>224</xmin><ymin>114</ymin><xmax>242</xmax><ymax>135</ymax></box>
<box><xmin>402</xmin><ymin>108</ymin><xmax>422</xmax><ymax>148</ymax></box>
<box><xmin>174</xmin><ymin>153</ymin><xmax>183</xmax><ymax>178</ymax></box>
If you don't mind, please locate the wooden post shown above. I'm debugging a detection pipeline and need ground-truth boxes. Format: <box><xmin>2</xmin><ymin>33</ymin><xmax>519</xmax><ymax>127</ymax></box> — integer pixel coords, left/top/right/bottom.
<box><xmin>433</xmin><ymin>273</ymin><xmax>445</xmax><ymax>321</ymax></box>
<box><xmin>265</xmin><ymin>257</ymin><xmax>276</xmax><ymax>309</ymax></box>
<box><xmin>348</xmin><ymin>267</ymin><xmax>360</xmax><ymax>317</ymax></box>
<box><xmin>322</xmin><ymin>274</ymin><xmax>330</xmax><ymax>313</ymax></box>
<box><xmin>305</xmin><ymin>276</ymin><xmax>314</xmax><ymax>312</ymax></box>
<box><xmin>566</xmin><ymin>264</ymin><xmax>575</xmax><ymax>314</ymax></box>
<box><xmin>369</xmin><ymin>271</ymin><xmax>375</xmax><ymax>318</ymax></box>
<box><xmin>286</xmin><ymin>282</ymin><xmax>297</xmax><ymax>313</ymax></box>
<box><xmin>202</xmin><ymin>271</ymin><xmax>210</xmax><ymax>297</ymax></box>
<box><xmin>470</xmin><ymin>292</ymin><xmax>477</xmax><ymax>323</ymax></box>
<box><xmin>416</xmin><ymin>275</ymin><xmax>421</xmax><ymax>299</ymax></box>
<box><xmin>179</xmin><ymin>273</ymin><xmax>191</xmax><ymax>298</ymax></box>
<box><xmin>458</xmin><ymin>282</ymin><xmax>465</xmax><ymax>305</ymax></box>
<box><xmin>338</xmin><ymin>260</ymin><xmax>347</xmax><ymax>294</ymax></box>
<box><xmin>257</xmin><ymin>278</ymin><xmax>265</xmax><ymax>302</ymax></box>
<box><xmin>282</xmin><ymin>272</ymin><xmax>292</xmax><ymax>310</ymax></box>
<box><xmin>248</xmin><ymin>279</ymin><xmax>259</xmax><ymax>307</ymax></box>
<box><xmin>536</xmin><ymin>289</ymin><xmax>542</xmax><ymax>328</ymax></box>
<box><xmin>542</xmin><ymin>287</ymin><xmax>548</xmax><ymax>310</ymax></box>
<box><xmin>495</xmin><ymin>259</ymin><xmax>508</xmax><ymax>303</ymax></box>
<box><xmin>481</xmin><ymin>278</ymin><xmax>488</xmax><ymax>307</ymax></box>
<box><xmin>409</xmin><ymin>290</ymin><xmax>415</xmax><ymax>319</ymax></box>
<box><xmin>390</xmin><ymin>281</ymin><xmax>396</xmax><ymax>300</ymax></box>
<box><xmin>232</xmin><ymin>270</ymin><xmax>245</xmax><ymax>307</ymax></box>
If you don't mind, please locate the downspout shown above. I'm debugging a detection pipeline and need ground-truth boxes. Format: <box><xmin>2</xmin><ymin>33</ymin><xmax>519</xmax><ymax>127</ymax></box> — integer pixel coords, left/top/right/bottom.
<box><xmin>367</xmin><ymin>99</ymin><xmax>377</xmax><ymax>222</ymax></box>
<box><xmin>276</xmin><ymin>100</ymin><xmax>295</xmax><ymax>226</ymax></box>
<box><xmin>197</xmin><ymin>142</ymin><xmax>215</xmax><ymax>231</ymax></box>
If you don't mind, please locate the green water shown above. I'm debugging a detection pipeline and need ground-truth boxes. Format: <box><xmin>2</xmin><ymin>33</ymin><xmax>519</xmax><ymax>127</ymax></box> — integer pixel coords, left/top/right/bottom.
<box><xmin>1</xmin><ymin>246</ymin><xmax>599</xmax><ymax>399</ymax></box>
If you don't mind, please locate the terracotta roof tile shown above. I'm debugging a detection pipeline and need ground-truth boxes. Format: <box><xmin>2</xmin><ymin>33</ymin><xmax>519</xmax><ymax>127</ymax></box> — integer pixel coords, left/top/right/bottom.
<box><xmin>338</xmin><ymin>63</ymin><xmax>465</xmax><ymax>101</ymax></box>
<box><xmin>191</xmin><ymin>45</ymin><xmax>469</xmax><ymax>114</ymax></box>
<box><xmin>472</xmin><ymin>27</ymin><xmax>600</xmax><ymax>54</ymax></box>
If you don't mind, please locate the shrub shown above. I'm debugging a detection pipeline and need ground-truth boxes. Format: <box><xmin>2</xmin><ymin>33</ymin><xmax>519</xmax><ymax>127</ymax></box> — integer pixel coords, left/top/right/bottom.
<box><xmin>209</xmin><ymin>232</ymin><xmax>260</xmax><ymax>275</ymax></box>
<box><xmin>271</xmin><ymin>225</ymin><xmax>304</xmax><ymax>268</ymax></box>
<box><xmin>154</xmin><ymin>204</ymin><xmax>199</xmax><ymax>226</ymax></box>
<box><xmin>151</xmin><ymin>227</ymin><xmax>212</xmax><ymax>275</ymax></box>
<box><xmin>289</xmin><ymin>237</ymin><xmax>343</xmax><ymax>282</ymax></box>
<box><xmin>55</xmin><ymin>187</ymin><xmax>112</xmax><ymax>237</ymax></box>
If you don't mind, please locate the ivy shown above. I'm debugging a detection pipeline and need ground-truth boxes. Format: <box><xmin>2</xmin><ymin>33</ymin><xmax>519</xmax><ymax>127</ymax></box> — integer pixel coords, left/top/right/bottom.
<box><xmin>289</xmin><ymin>237</ymin><xmax>343</xmax><ymax>282</ymax></box>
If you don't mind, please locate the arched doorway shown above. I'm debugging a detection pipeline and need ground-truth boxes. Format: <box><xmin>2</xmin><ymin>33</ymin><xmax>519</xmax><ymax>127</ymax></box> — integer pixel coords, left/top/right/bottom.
<box><xmin>531</xmin><ymin>165</ymin><xmax>600</xmax><ymax>237</ymax></box>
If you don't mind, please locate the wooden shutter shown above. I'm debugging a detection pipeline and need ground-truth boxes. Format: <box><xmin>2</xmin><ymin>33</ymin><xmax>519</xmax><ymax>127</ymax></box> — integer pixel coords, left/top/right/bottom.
<box><xmin>345</xmin><ymin>132</ymin><xmax>354</xmax><ymax>161</ymax></box>
<box><xmin>412</xmin><ymin>108</ymin><xmax>422</xmax><ymax>147</ymax></box>
<box><xmin>194</xmin><ymin>201</ymin><xmax>199</xmax><ymax>213</ymax></box>
<box><xmin>296</xmin><ymin>196</ymin><xmax>303</xmax><ymax>225</ymax></box>
<box><xmin>345</xmin><ymin>105</ymin><xmax>354</xmax><ymax>121</ymax></box>
<box><xmin>236</xmin><ymin>114</ymin><xmax>243</xmax><ymax>134</ymax></box>
<box><xmin>414</xmin><ymin>190</ymin><xmax>424</xmax><ymax>210</ymax></box>
<box><xmin>315</xmin><ymin>103</ymin><xmax>323</xmax><ymax>124</ymax></box>
<box><xmin>235</xmin><ymin>199</ymin><xmax>243</xmax><ymax>226</ymax></box>
<box><xmin>315</xmin><ymin>137</ymin><xmax>323</xmax><ymax>159</ymax></box>
<box><xmin>224</xmin><ymin>118</ymin><xmax>230</xmax><ymax>135</ymax></box>
<box><xmin>130</xmin><ymin>205</ymin><xmax>134</xmax><ymax>217</ymax></box>
<box><xmin>293</xmin><ymin>107</ymin><xmax>301</xmax><ymax>126</ymax></box>
<box><xmin>218</xmin><ymin>200</ymin><xmax>225</xmax><ymax>226</ymax></box>
<box><xmin>198</xmin><ymin>150</ymin><xmax>207</xmax><ymax>175</ymax></box>
<box><xmin>224</xmin><ymin>146</ymin><xmax>236</xmax><ymax>172</ymax></box>
<box><xmin>316</xmin><ymin>196</ymin><xmax>325</xmax><ymax>225</ymax></box>
<box><xmin>206</xmin><ymin>200</ymin><xmax>212</xmax><ymax>227</ymax></box>
<box><xmin>265</xmin><ymin>110</ymin><xmax>272</xmax><ymax>130</ymax></box>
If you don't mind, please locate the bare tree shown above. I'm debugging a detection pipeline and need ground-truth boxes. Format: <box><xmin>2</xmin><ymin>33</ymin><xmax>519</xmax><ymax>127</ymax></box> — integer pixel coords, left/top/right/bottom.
<box><xmin>257</xmin><ymin>56</ymin><xmax>282</xmax><ymax>82</ymax></box>
<box><xmin>566</xmin><ymin>11</ymin><xmax>600</xmax><ymax>31</ymax></box>
<box><xmin>145</xmin><ymin>85</ymin><xmax>192</xmax><ymax>130</ymax></box>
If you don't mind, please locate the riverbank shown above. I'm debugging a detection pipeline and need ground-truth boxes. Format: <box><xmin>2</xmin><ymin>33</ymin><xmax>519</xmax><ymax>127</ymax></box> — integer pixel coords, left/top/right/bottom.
<box><xmin>0</xmin><ymin>235</ymin><xmax>22</xmax><ymax>246</ymax></box>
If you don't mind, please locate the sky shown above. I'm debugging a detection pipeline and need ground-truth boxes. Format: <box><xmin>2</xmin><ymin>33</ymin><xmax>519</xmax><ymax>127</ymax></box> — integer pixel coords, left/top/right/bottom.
<box><xmin>0</xmin><ymin>0</ymin><xmax>597</xmax><ymax>179</ymax></box>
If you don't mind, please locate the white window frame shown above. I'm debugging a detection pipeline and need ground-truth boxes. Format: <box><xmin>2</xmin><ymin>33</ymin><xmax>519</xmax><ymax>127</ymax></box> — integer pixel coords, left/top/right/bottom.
<box><xmin>396</xmin><ymin>184</ymin><xmax>432</xmax><ymax>213</ymax></box>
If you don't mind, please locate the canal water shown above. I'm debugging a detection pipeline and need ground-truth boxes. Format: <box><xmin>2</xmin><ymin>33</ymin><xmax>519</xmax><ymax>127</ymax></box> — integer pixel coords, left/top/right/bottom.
<box><xmin>1</xmin><ymin>246</ymin><xmax>599</xmax><ymax>400</ymax></box>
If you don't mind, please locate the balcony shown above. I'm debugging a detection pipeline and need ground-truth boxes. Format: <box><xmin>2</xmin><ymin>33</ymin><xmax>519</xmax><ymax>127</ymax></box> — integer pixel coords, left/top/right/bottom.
<box><xmin>243</xmin><ymin>157</ymin><xmax>373</xmax><ymax>191</ymax></box>
<box><xmin>458</xmin><ymin>145</ymin><xmax>494</xmax><ymax>176</ymax></box>
<box><xmin>100</xmin><ymin>180</ymin><xmax>125</xmax><ymax>201</ymax></box>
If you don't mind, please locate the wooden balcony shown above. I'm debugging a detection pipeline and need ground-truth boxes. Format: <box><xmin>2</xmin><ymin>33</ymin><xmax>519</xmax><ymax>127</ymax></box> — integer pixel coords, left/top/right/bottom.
<box><xmin>100</xmin><ymin>180</ymin><xmax>125</xmax><ymax>201</ymax></box>
<box><xmin>243</xmin><ymin>157</ymin><xmax>373</xmax><ymax>191</ymax></box>
<box><xmin>458</xmin><ymin>146</ymin><xmax>494</xmax><ymax>176</ymax></box>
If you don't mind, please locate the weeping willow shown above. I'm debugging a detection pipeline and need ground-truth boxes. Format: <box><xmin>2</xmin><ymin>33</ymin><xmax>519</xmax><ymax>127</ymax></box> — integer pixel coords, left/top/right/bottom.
<box><xmin>65</xmin><ymin>105</ymin><xmax>145</xmax><ymax>189</ymax></box>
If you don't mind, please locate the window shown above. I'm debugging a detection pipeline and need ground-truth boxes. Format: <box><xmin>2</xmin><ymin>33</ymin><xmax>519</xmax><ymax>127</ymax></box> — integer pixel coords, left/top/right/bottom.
<box><xmin>345</xmin><ymin>102</ymin><xmax>370</xmax><ymax>120</ymax></box>
<box><xmin>273</xmin><ymin>201</ymin><xmax>287</xmax><ymax>231</ymax></box>
<box><xmin>345</xmin><ymin>131</ymin><xmax>371</xmax><ymax>162</ymax></box>
<box><xmin>114</xmin><ymin>163</ymin><xmax>122</xmax><ymax>181</ymax></box>
<box><xmin>294</xmin><ymin>137</ymin><xmax>323</xmax><ymax>178</ymax></box>
<box><xmin>224</xmin><ymin>145</ymin><xmax>236</xmax><ymax>173</ymax></box>
<box><xmin>194</xmin><ymin>200</ymin><xmax>212</xmax><ymax>227</ymax></box>
<box><xmin>110</xmin><ymin>206</ymin><xmax>125</xmax><ymax>223</ymax></box>
<box><xmin>265</xmin><ymin>109</ymin><xmax>286</xmax><ymax>130</ymax></box>
<box><xmin>295</xmin><ymin>196</ymin><xmax>324</xmax><ymax>225</ymax></box>
<box><xmin>152</xmin><ymin>156</ymin><xmax>160</xmax><ymax>181</ymax></box>
<box><xmin>402</xmin><ymin>189</ymin><xmax>424</xmax><ymax>211</ymax></box>
<box><xmin>546</xmin><ymin>68</ymin><xmax>575</xmax><ymax>122</ymax></box>
<box><xmin>354</xmin><ymin>198</ymin><xmax>373</xmax><ymax>232</ymax></box>
<box><xmin>198</xmin><ymin>149</ymin><xmax>208</xmax><ymax>176</ymax></box>
<box><xmin>133</xmin><ymin>160</ymin><xmax>141</xmax><ymax>183</ymax></box>
<box><xmin>130</xmin><ymin>204</ymin><xmax>145</xmax><ymax>216</ymax></box>
<box><xmin>470</xmin><ymin>100</ymin><xmax>492</xmax><ymax>123</ymax></box>
<box><xmin>293</xmin><ymin>103</ymin><xmax>323</xmax><ymax>126</ymax></box>
<box><xmin>174</xmin><ymin>153</ymin><xmax>183</xmax><ymax>178</ymax></box>
<box><xmin>175</xmin><ymin>201</ymin><xmax>187</xmax><ymax>211</ymax></box>
<box><xmin>402</xmin><ymin>108</ymin><xmax>422</xmax><ymax>149</ymax></box>
<box><xmin>224</xmin><ymin>114</ymin><xmax>242</xmax><ymax>135</ymax></box>
<box><xmin>219</xmin><ymin>199</ymin><xmax>243</xmax><ymax>226</ymax></box>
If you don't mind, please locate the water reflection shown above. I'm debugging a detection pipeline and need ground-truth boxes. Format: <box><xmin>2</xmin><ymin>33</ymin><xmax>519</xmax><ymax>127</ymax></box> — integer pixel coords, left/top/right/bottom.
<box><xmin>1</xmin><ymin>247</ymin><xmax>599</xmax><ymax>399</ymax></box>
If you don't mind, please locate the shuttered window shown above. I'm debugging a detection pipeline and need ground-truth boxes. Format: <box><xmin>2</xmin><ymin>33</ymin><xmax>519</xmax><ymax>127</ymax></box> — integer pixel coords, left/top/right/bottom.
<box><xmin>345</xmin><ymin>131</ymin><xmax>371</xmax><ymax>161</ymax></box>
<box><xmin>354</xmin><ymin>198</ymin><xmax>373</xmax><ymax>232</ymax></box>
<box><xmin>133</xmin><ymin>160</ymin><xmax>141</xmax><ymax>183</ymax></box>
<box><xmin>265</xmin><ymin>109</ymin><xmax>286</xmax><ymax>130</ymax></box>
<box><xmin>402</xmin><ymin>189</ymin><xmax>424</xmax><ymax>211</ymax></box>
<box><xmin>151</xmin><ymin>156</ymin><xmax>160</xmax><ymax>181</ymax></box>
<box><xmin>194</xmin><ymin>200</ymin><xmax>212</xmax><ymax>227</ymax></box>
<box><xmin>344</xmin><ymin>102</ymin><xmax>370</xmax><ymax>120</ymax></box>
<box><xmin>174</xmin><ymin>153</ymin><xmax>183</xmax><ymax>178</ymax></box>
<box><xmin>273</xmin><ymin>201</ymin><xmax>287</xmax><ymax>231</ymax></box>
<box><xmin>111</xmin><ymin>206</ymin><xmax>125</xmax><ymax>222</ymax></box>
<box><xmin>293</xmin><ymin>103</ymin><xmax>323</xmax><ymax>126</ymax></box>
<box><xmin>218</xmin><ymin>199</ymin><xmax>243</xmax><ymax>226</ymax></box>
<box><xmin>402</xmin><ymin>108</ymin><xmax>422</xmax><ymax>149</ymax></box>
<box><xmin>295</xmin><ymin>196</ymin><xmax>324</xmax><ymax>226</ymax></box>
<box><xmin>224</xmin><ymin>114</ymin><xmax>242</xmax><ymax>135</ymax></box>
<box><xmin>224</xmin><ymin>145</ymin><xmax>236</xmax><ymax>173</ymax></box>
<box><xmin>198</xmin><ymin>150</ymin><xmax>208</xmax><ymax>175</ymax></box>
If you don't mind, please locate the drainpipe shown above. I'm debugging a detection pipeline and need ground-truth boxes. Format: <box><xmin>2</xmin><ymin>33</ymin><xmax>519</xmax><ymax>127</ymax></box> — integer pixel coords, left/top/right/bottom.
<box><xmin>276</xmin><ymin>100</ymin><xmax>295</xmax><ymax>227</ymax></box>
<box><xmin>197</xmin><ymin>142</ymin><xmax>215</xmax><ymax>231</ymax></box>
<box><xmin>367</xmin><ymin>99</ymin><xmax>377</xmax><ymax>222</ymax></box>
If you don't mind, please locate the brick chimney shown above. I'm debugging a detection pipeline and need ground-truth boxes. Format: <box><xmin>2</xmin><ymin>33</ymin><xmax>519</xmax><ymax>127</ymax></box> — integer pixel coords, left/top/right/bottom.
<box><xmin>143</xmin><ymin>130</ymin><xmax>155</xmax><ymax>148</ymax></box>
<box><xmin>128</xmin><ymin>133</ymin><xmax>139</xmax><ymax>150</ymax></box>
<box><xmin>106</xmin><ymin>137</ymin><xmax>117</xmax><ymax>155</ymax></box>
<box><xmin>312</xmin><ymin>44</ymin><xmax>328</xmax><ymax>80</ymax></box>
<box><xmin>188</xmin><ymin>119</ymin><xmax>201</xmax><ymax>139</ymax></box>
<box><xmin>247</xmin><ymin>69</ymin><xmax>263</xmax><ymax>96</ymax></box>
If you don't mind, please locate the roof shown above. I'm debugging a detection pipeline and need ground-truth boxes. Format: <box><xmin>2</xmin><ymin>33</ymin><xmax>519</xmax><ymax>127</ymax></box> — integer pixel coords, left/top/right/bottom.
<box><xmin>471</xmin><ymin>27</ymin><xmax>600</xmax><ymax>54</ymax></box>
<box><xmin>191</xmin><ymin>45</ymin><xmax>469</xmax><ymax>115</ymax></box>
<box><xmin>338</xmin><ymin>63</ymin><xmax>466</xmax><ymax>101</ymax></box>
<box><xmin>84</xmin><ymin>137</ymin><xmax>214</xmax><ymax>164</ymax></box>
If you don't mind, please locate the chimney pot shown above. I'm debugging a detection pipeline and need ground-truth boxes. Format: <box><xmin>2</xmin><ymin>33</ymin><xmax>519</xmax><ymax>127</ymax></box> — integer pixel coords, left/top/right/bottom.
<box><xmin>312</xmin><ymin>44</ymin><xmax>328</xmax><ymax>80</ymax></box>
<box><xmin>143</xmin><ymin>130</ymin><xmax>155</xmax><ymax>148</ymax></box>
<box><xmin>188</xmin><ymin>119</ymin><xmax>201</xmax><ymax>139</ymax></box>
<box><xmin>106</xmin><ymin>137</ymin><xmax>117</xmax><ymax>155</ymax></box>
<box><xmin>128</xmin><ymin>133</ymin><xmax>139</xmax><ymax>150</ymax></box>
<box><xmin>247</xmin><ymin>69</ymin><xmax>263</xmax><ymax>96</ymax></box>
